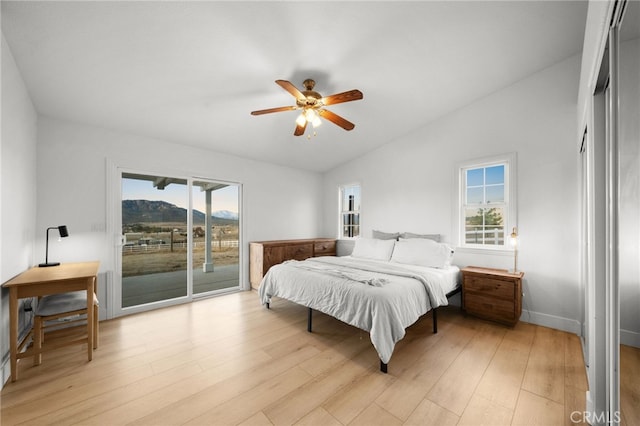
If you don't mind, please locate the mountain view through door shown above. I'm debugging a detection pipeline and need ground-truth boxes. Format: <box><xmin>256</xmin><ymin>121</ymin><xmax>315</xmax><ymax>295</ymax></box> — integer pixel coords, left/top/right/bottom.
<box><xmin>121</xmin><ymin>173</ymin><xmax>240</xmax><ymax>308</ymax></box>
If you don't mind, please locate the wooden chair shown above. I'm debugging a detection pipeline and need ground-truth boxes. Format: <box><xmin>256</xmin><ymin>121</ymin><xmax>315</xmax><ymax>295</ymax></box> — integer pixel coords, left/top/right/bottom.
<box><xmin>33</xmin><ymin>282</ymin><xmax>99</xmax><ymax>366</ymax></box>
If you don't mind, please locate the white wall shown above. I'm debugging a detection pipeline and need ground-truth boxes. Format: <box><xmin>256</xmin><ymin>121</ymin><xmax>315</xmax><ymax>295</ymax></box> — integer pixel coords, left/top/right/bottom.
<box><xmin>619</xmin><ymin>37</ymin><xmax>640</xmax><ymax>347</ymax></box>
<box><xmin>35</xmin><ymin>117</ymin><xmax>324</xmax><ymax>311</ymax></box>
<box><xmin>323</xmin><ymin>55</ymin><xmax>582</xmax><ymax>333</ymax></box>
<box><xmin>1</xmin><ymin>34</ymin><xmax>38</xmax><ymax>385</ymax></box>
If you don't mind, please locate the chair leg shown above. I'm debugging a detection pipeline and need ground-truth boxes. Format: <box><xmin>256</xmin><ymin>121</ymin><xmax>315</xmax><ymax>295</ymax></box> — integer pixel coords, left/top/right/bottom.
<box><xmin>33</xmin><ymin>316</ymin><xmax>42</xmax><ymax>366</ymax></box>
<box><xmin>93</xmin><ymin>308</ymin><xmax>98</xmax><ymax>350</ymax></box>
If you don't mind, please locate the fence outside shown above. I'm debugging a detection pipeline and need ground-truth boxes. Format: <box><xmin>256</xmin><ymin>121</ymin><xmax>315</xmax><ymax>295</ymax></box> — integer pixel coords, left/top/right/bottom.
<box><xmin>123</xmin><ymin>240</ymin><xmax>239</xmax><ymax>253</ymax></box>
<box><xmin>465</xmin><ymin>227</ymin><xmax>504</xmax><ymax>245</ymax></box>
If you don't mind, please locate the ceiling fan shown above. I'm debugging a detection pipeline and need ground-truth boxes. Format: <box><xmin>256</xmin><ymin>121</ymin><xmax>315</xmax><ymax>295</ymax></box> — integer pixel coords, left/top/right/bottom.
<box><xmin>251</xmin><ymin>79</ymin><xmax>363</xmax><ymax>137</ymax></box>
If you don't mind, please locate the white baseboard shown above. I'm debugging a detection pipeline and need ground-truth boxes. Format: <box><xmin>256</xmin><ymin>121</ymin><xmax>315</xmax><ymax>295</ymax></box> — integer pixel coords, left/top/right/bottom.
<box><xmin>621</xmin><ymin>328</ymin><xmax>640</xmax><ymax>348</ymax></box>
<box><xmin>585</xmin><ymin>390</ymin><xmax>593</xmax><ymax>415</ymax></box>
<box><xmin>520</xmin><ymin>309</ymin><xmax>582</xmax><ymax>335</ymax></box>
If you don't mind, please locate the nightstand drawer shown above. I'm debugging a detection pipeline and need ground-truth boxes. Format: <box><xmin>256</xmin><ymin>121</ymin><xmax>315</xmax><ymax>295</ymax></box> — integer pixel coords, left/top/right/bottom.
<box><xmin>465</xmin><ymin>295</ymin><xmax>516</xmax><ymax>323</ymax></box>
<box><xmin>465</xmin><ymin>276</ymin><xmax>514</xmax><ymax>300</ymax></box>
<box><xmin>460</xmin><ymin>266</ymin><xmax>523</xmax><ymax>326</ymax></box>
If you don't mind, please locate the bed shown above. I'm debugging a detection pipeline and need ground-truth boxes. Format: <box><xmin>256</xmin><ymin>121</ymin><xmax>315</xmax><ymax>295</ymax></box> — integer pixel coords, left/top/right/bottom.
<box><xmin>258</xmin><ymin>236</ymin><xmax>461</xmax><ymax>373</ymax></box>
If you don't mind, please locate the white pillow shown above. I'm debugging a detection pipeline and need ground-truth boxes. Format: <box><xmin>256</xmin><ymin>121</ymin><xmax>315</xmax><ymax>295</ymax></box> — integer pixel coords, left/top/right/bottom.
<box><xmin>351</xmin><ymin>238</ymin><xmax>396</xmax><ymax>261</ymax></box>
<box><xmin>391</xmin><ymin>238</ymin><xmax>453</xmax><ymax>268</ymax></box>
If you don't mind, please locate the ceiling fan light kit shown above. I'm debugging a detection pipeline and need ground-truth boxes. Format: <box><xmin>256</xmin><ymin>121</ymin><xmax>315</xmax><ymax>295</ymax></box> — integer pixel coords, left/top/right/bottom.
<box><xmin>251</xmin><ymin>79</ymin><xmax>363</xmax><ymax>138</ymax></box>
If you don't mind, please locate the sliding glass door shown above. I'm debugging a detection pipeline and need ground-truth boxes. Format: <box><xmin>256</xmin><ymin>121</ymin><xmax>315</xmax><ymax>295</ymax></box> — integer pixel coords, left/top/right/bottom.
<box><xmin>119</xmin><ymin>172</ymin><xmax>240</xmax><ymax>313</ymax></box>
<box><xmin>121</xmin><ymin>174</ymin><xmax>189</xmax><ymax>307</ymax></box>
<box><xmin>191</xmin><ymin>180</ymin><xmax>240</xmax><ymax>295</ymax></box>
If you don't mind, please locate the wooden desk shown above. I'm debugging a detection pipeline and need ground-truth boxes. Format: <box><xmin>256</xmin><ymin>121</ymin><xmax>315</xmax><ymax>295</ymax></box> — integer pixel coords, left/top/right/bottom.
<box><xmin>2</xmin><ymin>261</ymin><xmax>99</xmax><ymax>382</ymax></box>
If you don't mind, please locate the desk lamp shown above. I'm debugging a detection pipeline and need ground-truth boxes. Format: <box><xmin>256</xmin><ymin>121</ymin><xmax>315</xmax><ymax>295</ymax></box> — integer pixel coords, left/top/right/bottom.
<box><xmin>39</xmin><ymin>225</ymin><xmax>69</xmax><ymax>267</ymax></box>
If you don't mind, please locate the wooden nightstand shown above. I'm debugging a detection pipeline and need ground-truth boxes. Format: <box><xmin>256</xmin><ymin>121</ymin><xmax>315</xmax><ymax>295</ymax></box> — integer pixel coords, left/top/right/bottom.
<box><xmin>461</xmin><ymin>266</ymin><xmax>524</xmax><ymax>326</ymax></box>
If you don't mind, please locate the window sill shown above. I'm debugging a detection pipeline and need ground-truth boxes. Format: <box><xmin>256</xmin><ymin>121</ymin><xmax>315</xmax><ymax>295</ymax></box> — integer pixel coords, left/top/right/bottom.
<box><xmin>455</xmin><ymin>246</ymin><xmax>514</xmax><ymax>257</ymax></box>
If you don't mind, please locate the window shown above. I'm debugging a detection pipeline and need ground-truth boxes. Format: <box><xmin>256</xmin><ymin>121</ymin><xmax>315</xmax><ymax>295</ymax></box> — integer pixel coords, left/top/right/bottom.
<box><xmin>339</xmin><ymin>184</ymin><xmax>360</xmax><ymax>238</ymax></box>
<box><xmin>459</xmin><ymin>154</ymin><xmax>516</xmax><ymax>248</ymax></box>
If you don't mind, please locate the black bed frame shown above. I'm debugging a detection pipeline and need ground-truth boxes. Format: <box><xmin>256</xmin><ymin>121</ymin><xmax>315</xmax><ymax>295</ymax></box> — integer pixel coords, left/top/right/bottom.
<box><xmin>266</xmin><ymin>286</ymin><xmax>461</xmax><ymax>374</ymax></box>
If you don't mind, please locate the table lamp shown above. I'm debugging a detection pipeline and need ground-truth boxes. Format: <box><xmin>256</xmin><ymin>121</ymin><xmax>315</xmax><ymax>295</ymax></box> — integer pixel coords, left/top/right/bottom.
<box><xmin>39</xmin><ymin>225</ymin><xmax>69</xmax><ymax>267</ymax></box>
<box><xmin>509</xmin><ymin>227</ymin><xmax>518</xmax><ymax>273</ymax></box>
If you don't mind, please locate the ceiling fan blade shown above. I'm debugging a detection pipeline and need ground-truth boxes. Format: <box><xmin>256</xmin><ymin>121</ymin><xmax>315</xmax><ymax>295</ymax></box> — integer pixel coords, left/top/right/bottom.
<box><xmin>321</xmin><ymin>89</ymin><xmax>363</xmax><ymax>106</ymax></box>
<box><xmin>276</xmin><ymin>80</ymin><xmax>305</xmax><ymax>100</ymax></box>
<box><xmin>318</xmin><ymin>109</ymin><xmax>355</xmax><ymax>131</ymax></box>
<box><xmin>294</xmin><ymin>121</ymin><xmax>307</xmax><ymax>136</ymax></box>
<box><xmin>251</xmin><ymin>106</ymin><xmax>297</xmax><ymax>115</ymax></box>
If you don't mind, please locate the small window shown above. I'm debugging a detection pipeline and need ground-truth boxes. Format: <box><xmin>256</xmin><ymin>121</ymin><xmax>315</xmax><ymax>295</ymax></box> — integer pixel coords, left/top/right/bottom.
<box><xmin>339</xmin><ymin>184</ymin><xmax>360</xmax><ymax>238</ymax></box>
<box><xmin>459</xmin><ymin>154</ymin><xmax>516</xmax><ymax>248</ymax></box>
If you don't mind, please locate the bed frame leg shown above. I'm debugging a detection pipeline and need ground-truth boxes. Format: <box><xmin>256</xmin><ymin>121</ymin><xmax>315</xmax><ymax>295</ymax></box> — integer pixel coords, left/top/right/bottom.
<box><xmin>380</xmin><ymin>360</ymin><xmax>388</xmax><ymax>373</ymax></box>
<box><xmin>433</xmin><ymin>308</ymin><xmax>438</xmax><ymax>334</ymax></box>
<box><xmin>266</xmin><ymin>302</ymin><xmax>270</xmax><ymax>310</ymax></box>
<box><xmin>307</xmin><ymin>307</ymin><xmax>312</xmax><ymax>332</ymax></box>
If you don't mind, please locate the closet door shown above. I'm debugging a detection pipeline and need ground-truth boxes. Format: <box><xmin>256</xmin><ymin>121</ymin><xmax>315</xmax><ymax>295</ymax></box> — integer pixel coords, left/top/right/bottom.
<box><xmin>618</xmin><ymin>2</ymin><xmax>640</xmax><ymax>424</ymax></box>
<box><xmin>582</xmin><ymin>83</ymin><xmax>607</xmax><ymax>420</ymax></box>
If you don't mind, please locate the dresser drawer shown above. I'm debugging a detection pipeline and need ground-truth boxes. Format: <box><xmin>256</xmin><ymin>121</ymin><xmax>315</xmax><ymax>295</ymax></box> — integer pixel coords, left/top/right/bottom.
<box><xmin>285</xmin><ymin>243</ymin><xmax>314</xmax><ymax>260</ymax></box>
<box><xmin>464</xmin><ymin>276</ymin><xmax>514</xmax><ymax>300</ymax></box>
<box><xmin>465</xmin><ymin>294</ymin><xmax>516</xmax><ymax>323</ymax></box>
<box><xmin>262</xmin><ymin>246</ymin><xmax>285</xmax><ymax>272</ymax></box>
<box><xmin>314</xmin><ymin>240</ymin><xmax>336</xmax><ymax>255</ymax></box>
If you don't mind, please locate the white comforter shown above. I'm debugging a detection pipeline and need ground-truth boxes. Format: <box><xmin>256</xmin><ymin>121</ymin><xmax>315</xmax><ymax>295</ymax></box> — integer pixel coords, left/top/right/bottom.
<box><xmin>258</xmin><ymin>256</ymin><xmax>460</xmax><ymax>364</ymax></box>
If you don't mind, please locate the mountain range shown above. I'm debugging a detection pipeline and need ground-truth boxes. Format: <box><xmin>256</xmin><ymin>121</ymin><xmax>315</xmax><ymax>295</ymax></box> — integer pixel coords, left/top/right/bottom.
<box><xmin>122</xmin><ymin>200</ymin><xmax>238</xmax><ymax>225</ymax></box>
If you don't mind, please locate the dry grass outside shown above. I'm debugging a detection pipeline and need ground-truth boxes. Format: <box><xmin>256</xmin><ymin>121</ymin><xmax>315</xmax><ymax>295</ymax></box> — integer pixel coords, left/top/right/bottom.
<box><xmin>121</xmin><ymin>222</ymin><xmax>239</xmax><ymax>277</ymax></box>
<box><xmin>122</xmin><ymin>246</ymin><xmax>238</xmax><ymax>277</ymax></box>
<box><xmin>124</xmin><ymin>224</ymin><xmax>239</xmax><ymax>244</ymax></box>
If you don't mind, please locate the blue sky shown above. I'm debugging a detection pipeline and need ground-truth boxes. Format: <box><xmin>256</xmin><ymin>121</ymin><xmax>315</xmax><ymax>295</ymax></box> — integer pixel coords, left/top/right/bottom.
<box><xmin>466</xmin><ymin>165</ymin><xmax>505</xmax><ymax>204</ymax></box>
<box><xmin>122</xmin><ymin>178</ymin><xmax>239</xmax><ymax>213</ymax></box>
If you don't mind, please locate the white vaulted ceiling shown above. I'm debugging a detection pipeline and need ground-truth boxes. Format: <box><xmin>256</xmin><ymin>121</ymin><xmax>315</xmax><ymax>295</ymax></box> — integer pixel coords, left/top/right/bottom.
<box><xmin>1</xmin><ymin>1</ymin><xmax>587</xmax><ymax>172</ymax></box>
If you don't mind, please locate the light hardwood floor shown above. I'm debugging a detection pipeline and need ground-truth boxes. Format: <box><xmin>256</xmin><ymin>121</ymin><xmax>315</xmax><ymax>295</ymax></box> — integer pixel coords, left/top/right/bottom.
<box><xmin>1</xmin><ymin>290</ymin><xmax>589</xmax><ymax>425</ymax></box>
<box><xmin>621</xmin><ymin>344</ymin><xmax>640</xmax><ymax>426</ymax></box>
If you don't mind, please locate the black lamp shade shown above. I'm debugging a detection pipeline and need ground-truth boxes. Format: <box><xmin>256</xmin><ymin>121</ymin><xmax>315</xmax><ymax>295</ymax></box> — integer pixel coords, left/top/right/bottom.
<box><xmin>58</xmin><ymin>225</ymin><xmax>69</xmax><ymax>238</ymax></box>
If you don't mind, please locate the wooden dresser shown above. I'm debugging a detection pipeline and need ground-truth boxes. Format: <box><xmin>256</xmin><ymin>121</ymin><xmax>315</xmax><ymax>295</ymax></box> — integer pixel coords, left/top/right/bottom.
<box><xmin>461</xmin><ymin>266</ymin><xmax>524</xmax><ymax>326</ymax></box>
<box><xmin>249</xmin><ymin>238</ymin><xmax>337</xmax><ymax>289</ymax></box>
